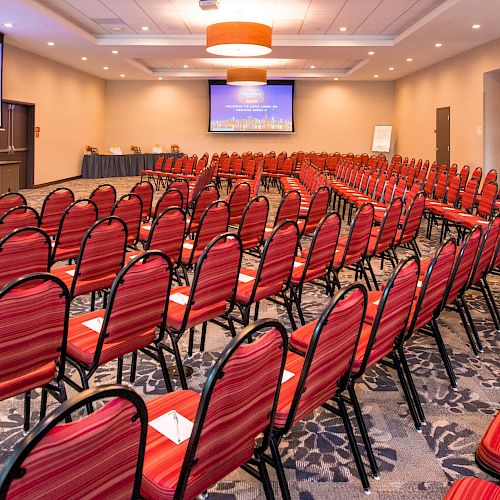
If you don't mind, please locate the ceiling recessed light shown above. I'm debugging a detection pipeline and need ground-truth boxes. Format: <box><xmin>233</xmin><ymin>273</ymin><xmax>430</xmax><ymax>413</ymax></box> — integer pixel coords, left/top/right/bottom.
<box><xmin>389</xmin><ymin>67</ymin><xmax>394</xmax><ymax>71</ymax></box>
<box><xmin>3</xmin><ymin>23</ymin><xmax>14</xmax><ymax>28</ymax></box>
<box><xmin>183</xmin><ymin>64</ymin><xmax>189</xmax><ymax>68</ymax></box>
<box><xmin>472</xmin><ymin>24</ymin><xmax>481</xmax><ymax>29</ymax></box>
<box><xmin>81</xmin><ymin>56</ymin><xmax>87</xmax><ymax>61</ymax></box>
<box><xmin>120</xmin><ymin>74</ymin><xmax>126</xmax><ymax>78</ymax></box>
<box><xmin>310</xmin><ymin>65</ymin><xmax>315</xmax><ymax>69</ymax></box>
<box><xmin>339</xmin><ymin>27</ymin><xmax>348</xmax><ymax>32</ymax></box>
<box><xmin>435</xmin><ymin>43</ymin><xmax>442</xmax><ymax>47</ymax></box>
<box><xmin>406</xmin><ymin>58</ymin><xmax>413</xmax><ymax>62</ymax></box>
<box><xmin>334</xmin><ymin>77</ymin><xmax>339</xmax><ymax>81</ymax></box>
<box><xmin>47</xmin><ymin>42</ymin><xmax>55</xmax><ymax>46</ymax></box>
<box><xmin>158</xmin><ymin>77</ymin><xmax>163</xmax><ymax>80</ymax></box>
<box><xmin>103</xmin><ymin>66</ymin><xmax>109</xmax><ymax>70</ymax></box>
<box><xmin>368</xmin><ymin>51</ymin><xmax>375</xmax><ymax>55</ymax></box>
<box><xmin>141</xmin><ymin>26</ymin><xmax>149</xmax><ymax>31</ymax></box>
<box><xmin>374</xmin><ymin>74</ymin><xmax>379</xmax><ymax>78</ymax></box>
<box><xmin>112</xmin><ymin>50</ymin><xmax>118</xmax><ymax>54</ymax></box>
<box><xmin>110</xmin><ymin>26</ymin><xmax>123</xmax><ymax>32</ymax></box>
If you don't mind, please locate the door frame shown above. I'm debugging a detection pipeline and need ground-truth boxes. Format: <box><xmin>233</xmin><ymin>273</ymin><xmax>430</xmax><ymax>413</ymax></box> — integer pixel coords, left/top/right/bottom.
<box><xmin>1</xmin><ymin>99</ymin><xmax>35</xmax><ymax>188</ymax></box>
<box><xmin>436</xmin><ymin>106</ymin><xmax>450</xmax><ymax>167</ymax></box>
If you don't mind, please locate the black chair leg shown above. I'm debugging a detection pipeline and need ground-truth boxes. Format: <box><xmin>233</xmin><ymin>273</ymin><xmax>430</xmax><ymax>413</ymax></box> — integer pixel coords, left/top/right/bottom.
<box><xmin>117</xmin><ymin>356</ymin><xmax>123</xmax><ymax>384</ymax></box>
<box><xmin>269</xmin><ymin>436</ymin><xmax>291</xmax><ymax>500</ymax></box>
<box><xmin>366</xmin><ymin>258</ymin><xmax>379</xmax><ymax>291</ymax></box>
<box><xmin>454</xmin><ymin>299</ymin><xmax>480</xmax><ymax>356</ymax></box>
<box><xmin>157</xmin><ymin>346</ymin><xmax>174</xmax><ymax>392</ymax></box>
<box><xmin>460</xmin><ymin>296</ymin><xmax>484</xmax><ymax>353</ymax></box>
<box><xmin>397</xmin><ymin>347</ymin><xmax>426</xmax><ymax>425</ymax></box>
<box><xmin>281</xmin><ymin>292</ymin><xmax>297</xmax><ymax>330</ymax></box>
<box><xmin>200</xmin><ymin>322</ymin><xmax>207</xmax><ymax>352</ymax></box>
<box><xmin>347</xmin><ymin>384</ymin><xmax>380</xmax><ymax>479</ymax></box>
<box><xmin>130</xmin><ymin>351</ymin><xmax>138</xmax><ymax>383</ymax></box>
<box><xmin>23</xmin><ymin>391</ymin><xmax>31</xmax><ymax>432</ymax></box>
<box><xmin>337</xmin><ymin>395</ymin><xmax>371</xmax><ymax>494</ymax></box>
<box><xmin>431</xmin><ymin>319</ymin><xmax>457</xmax><ymax>390</ymax></box>
<box><xmin>480</xmin><ymin>280</ymin><xmax>500</xmax><ymax>330</ymax></box>
<box><xmin>257</xmin><ymin>454</ymin><xmax>276</xmax><ymax>500</ymax></box>
<box><xmin>188</xmin><ymin>327</ymin><xmax>195</xmax><ymax>357</ymax></box>
<box><xmin>40</xmin><ymin>388</ymin><xmax>48</xmax><ymax>420</ymax></box>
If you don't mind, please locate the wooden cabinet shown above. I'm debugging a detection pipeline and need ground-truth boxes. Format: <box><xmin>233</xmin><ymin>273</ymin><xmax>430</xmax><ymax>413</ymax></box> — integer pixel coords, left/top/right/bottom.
<box><xmin>0</xmin><ymin>161</ymin><xmax>20</xmax><ymax>193</ymax></box>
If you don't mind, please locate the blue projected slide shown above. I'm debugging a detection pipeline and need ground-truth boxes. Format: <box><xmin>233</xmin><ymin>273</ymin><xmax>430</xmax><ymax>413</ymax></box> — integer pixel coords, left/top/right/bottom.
<box><xmin>209</xmin><ymin>82</ymin><xmax>294</xmax><ymax>133</ymax></box>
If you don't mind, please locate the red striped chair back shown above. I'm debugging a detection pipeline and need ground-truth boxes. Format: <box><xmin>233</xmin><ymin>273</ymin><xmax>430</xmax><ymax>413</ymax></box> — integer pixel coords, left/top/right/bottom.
<box><xmin>185</xmin><ymin>200</ymin><xmax>229</xmax><ymax>266</ymax></box>
<box><xmin>477</xmin><ymin>181</ymin><xmax>498</xmax><ymax>218</ymax></box>
<box><xmin>470</xmin><ymin>166</ymin><xmax>483</xmax><ymax>184</ymax></box>
<box><xmin>274</xmin><ymin>190</ymin><xmax>301</xmax><ymax>226</ymax></box>
<box><xmin>445</xmin><ymin>175</ymin><xmax>462</xmax><ymax>206</ymax></box>
<box><xmin>169</xmin><ymin>180</ymin><xmax>189</xmax><ymax>210</ymax></box>
<box><xmin>370</xmin><ymin>197</ymin><xmax>403</xmax><ymax>256</ymax></box>
<box><xmin>300</xmin><ymin>186</ymin><xmax>330</xmax><ymax>236</ymax></box>
<box><xmin>0</xmin><ymin>192</ymin><xmax>26</xmax><ymax>216</ymax></box>
<box><xmin>188</xmin><ymin>185</ymin><xmax>219</xmax><ymax>234</ymax></box>
<box><xmin>0</xmin><ymin>227</ymin><xmax>51</xmax><ymax>290</ymax></box>
<box><xmin>238</xmin><ymin>196</ymin><xmax>269</xmax><ymax>251</ymax></box>
<box><xmin>408</xmin><ymin>239</ymin><xmax>456</xmax><ymax>334</ymax></box>
<box><xmin>443</xmin><ymin>226</ymin><xmax>482</xmax><ymax>305</ymax></box>
<box><xmin>296</xmin><ymin>212</ymin><xmax>340</xmax><ymax>283</ymax></box>
<box><xmin>483</xmin><ymin>169</ymin><xmax>497</xmax><ymax>186</ymax></box>
<box><xmin>0</xmin><ymin>273</ymin><xmax>70</xmax><ymax>402</ymax></box>
<box><xmin>0</xmin><ymin>385</ymin><xmax>147</xmax><ymax>499</ymax></box>
<box><xmin>459</xmin><ymin>165</ymin><xmax>470</xmax><ymax>187</ymax></box>
<box><xmin>52</xmin><ymin>199</ymin><xmax>98</xmax><ymax>264</ymax></box>
<box><xmin>434</xmin><ymin>170</ymin><xmax>449</xmax><ymax>201</ymax></box>
<box><xmin>153</xmin><ymin>188</ymin><xmax>183</xmax><ymax>219</ymax></box>
<box><xmin>156</xmin><ymin>319</ymin><xmax>286</xmax><ymax>499</ymax></box>
<box><xmin>40</xmin><ymin>188</ymin><xmax>75</xmax><ymax>237</ymax></box>
<box><xmin>226</xmin><ymin>182</ymin><xmax>251</xmax><ymax>225</ymax></box>
<box><xmin>337</xmin><ymin>203</ymin><xmax>374</xmax><ymax>268</ymax></box>
<box><xmin>461</xmin><ymin>178</ymin><xmax>479</xmax><ymax>211</ymax></box>
<box><xmin>112</xmin><ymin>194</ymin><xmax>143</xmax><ymax>246</ymax></box>
<box><xmin>153</xmin><ymin>155</ymin><xmax>164</xmax><ymax>171</ymax></box>
<box><xmin>163</xmin><ymin>156</ymin><xmax>174</xmax><ymax>172</ymax></box>
<box><xmin>173</xmin><ymin>156</ymin><xmax>184</xmax><ymax>174</ymax></box>
<box><xmin>469</xmin><ymin>214</ymin><xmax>500</xmax><ymax>286</ymax></box>
<box><xmin>282</xmin><ymin>284</ymin><xmax>366</xmax><ymax>430</ymax></box>
<box><xmin>0</xmin><ymin>206</ymin><xmax>40</xmax><ymax>240</ymax></box>
<box><xmin>69</xmin><ymin>216</ymin><xmax>127</xmax><ymax>298</ymax></box>
<box><xmin>131</xmin><ymin>181</ymin><xmax>154</xmax><ymax>222</ymax></box>
<box><xmin>355</xmin><ymin>256</ymin><xmax>419</xmax><ymax>374</ymax></box>
<box><xmin>145</xmin><ymin>207</ymin><xmax>186</xmax><ymax>265</ymax></box>
<box><xmin>89</xmin><ymin>184</ymin><xmax>116</xmax><ymax>219</ymax></box>
<box><xmin>243</xmin><ymin>158</ymin><xmax>256</xmax><ymax>177</ymax></box>
<box><xmin>398</xmin><ymin>192</ymin><xmax>425</xmax><ymax>245</ymax></box>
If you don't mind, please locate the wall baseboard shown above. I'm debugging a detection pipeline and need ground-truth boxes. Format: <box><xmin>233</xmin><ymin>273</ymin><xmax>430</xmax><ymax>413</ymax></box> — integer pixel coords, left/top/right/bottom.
<box><xmin>33</xmin><ymin>175</ymin><xmax>82</xmax><ymax>188</ymax></box>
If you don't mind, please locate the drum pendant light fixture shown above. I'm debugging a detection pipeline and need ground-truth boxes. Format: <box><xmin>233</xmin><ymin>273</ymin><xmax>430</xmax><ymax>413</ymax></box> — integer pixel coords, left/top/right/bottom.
<box><xmin>227</xmin><ymin>67</ymin><xmax>267</xmax><ymax>86</ymax></box>
<box><xmin>206</xmin><ymin>22</ymin><xmax>272</xmax><ymax>56</ymax></box>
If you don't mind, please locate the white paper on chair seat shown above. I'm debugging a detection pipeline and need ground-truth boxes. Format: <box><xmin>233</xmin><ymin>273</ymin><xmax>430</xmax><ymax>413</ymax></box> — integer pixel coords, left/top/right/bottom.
<box><xmin>373</xmin><ymin>300</ymin><xmax>380</xmax><ymax>306</ymax></box>
<box><xmin>293</xmin><ymin>261</ymin><xmax>304</xmax><ymax>268</ymax></box>
<box><xmin>264</xmin><ymin>227</ymin><xmax>272</xmax><ymax>233</ymax></box>
<box><xmin>281</xmin><ymin>370</ymin><xmax>295</xmax><ymax>384</ymax></box>
<box><xmin>417</xmin><ymin>280</ymin><xmax>422</xmax><ymax>288</ymax></box>
<box><xmin>142</xmin><ymin>225</ymin><xmax>151</xmax><ymax>231</ymax></box>
<box><xmin>149</xmin><ymin>410</ymin><xmax>193</xmax><ymax>445</ymax></box>
<box><xmin>66</xmin><ymin>269</ymin><xmax>75</xmax><ymax>277</ymax></box>
<box><xmin>82</xmin><ymin>316</ymin><xmax>104</xmax><ymax>333</ymax></box>
<box><xmin>458</xmin><ymin>213</ymin><xmax>473</xmax><ymax>217</ymax></box>
<box><xmin>238</xmin><ymin>273</ymin><xmax>255</xmax><ymax>283</ymax></box>
<box><xmin>183</xmin><ymin>242</ymin><xmax>194</xmax><ymax>250</ymax></box>
<box><xmin>170</xmin><ymin>292</ymin><xmax>189</xmax><ymax>305</ymax></box>
<box><xmin>442</xmin><ymin>207</ymin><xmax>455</xmax><ymax>210</ymax></box>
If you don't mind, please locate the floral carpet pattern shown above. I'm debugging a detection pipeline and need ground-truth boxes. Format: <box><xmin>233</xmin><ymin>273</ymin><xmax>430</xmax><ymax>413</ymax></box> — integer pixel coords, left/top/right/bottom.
<box><xmin>0</xmin><ymin>176</ymin><xmax>498</xmax><ymax>499</ymax></box>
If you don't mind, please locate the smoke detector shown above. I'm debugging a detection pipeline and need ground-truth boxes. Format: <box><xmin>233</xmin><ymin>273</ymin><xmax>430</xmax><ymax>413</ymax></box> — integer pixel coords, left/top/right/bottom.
<box><xmin>199</xmin><ymin>0</ymin><xmax>219</xmax><ymax>10</ymax></box>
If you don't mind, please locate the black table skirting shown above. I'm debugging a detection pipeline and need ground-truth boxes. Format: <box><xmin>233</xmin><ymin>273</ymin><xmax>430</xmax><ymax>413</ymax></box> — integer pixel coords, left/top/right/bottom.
<box><xmin>81</xmin><ymin>153</ymin><xmax>184</xmax><ymax>179</ymax></box>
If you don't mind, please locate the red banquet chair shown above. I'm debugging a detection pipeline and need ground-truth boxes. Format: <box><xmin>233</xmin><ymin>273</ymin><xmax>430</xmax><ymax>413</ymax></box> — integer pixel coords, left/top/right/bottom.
<box><xmin>142</xmin><ymin>319</ymin><xmax>288</xmax><ymax>500</ymax></box>
<box><xmin>161</xmin><ymin>233</ymin><xmax>243</xmax><ymax>388</ymax></box>
<box><xmin>186</xmin><ymin>184</ymin><xmax>219</xmax><ymax>235</ymax></box>
<box><xmin>89</xmin><ymin>183</ymin><xmax>116</xmax><ymax>219</ymax></box>
<box><xmin>444</xmin><ymin>477</ymin><xmax>500</xmax><ymax>500</ymax></box>
<box><xmin>149</xmin><ymin>188</ymin><xmax>184</xmax><ymax>227</ymax></box>
<box><xmin>0</xmin><ymin>227</ymin><xmax>51</xmax><ymax>290</ymax></box>
<box><xmin>64</xmin><ymin>251</ymin><xmax>178</xmax><ymax>394</ymax></box>
<box><xmin>269</xmin><ymin>284</ymin><xmax>370</xmax><ymax>496</ymax></box>
<box><xmin>51</xmin><ymin>199</ymin><xmax>98</xmax><ymax>264</ymax></box>
<box><xmin>297</xmin><ymin>186</ymin><xmax>330</xmax><ymax>237</ymax></box>
<box><xmin>226</xmin><ymin>181</ymin><xmax>251</xmax><ymax>226</ymax></box>
<box><xmin>290</xmin><ymin>211</ymin><xmax>341</xmax><ymax>325</ymax></box>
<box><xmin>51</xmin><ymin>216</ymin><xmax>128</xmax><ymax>310</ymax></box>
<box><xmin>168</xmin><ymin>180</ymin><xmax>189</xmax><ymax>210</ymax></box>
<box><xmin>0</xmin><ymin>272</ymin><xmax>70</xmax><ymax>431</ymax></box>
<box><xmin>0</xmin><ymin>385</ymin><xmax>148</xmax><ymax>500</ymax></box>
<box><xmin>263</xmin><ymin>189</ymin><xmax>301</xmax><ymax>238</ymax></box>
<box><xmin>40</xmin><ymin>187</ymin><xmax>75</xmax><ymax>237</ymax></box>
<box><xmin>476</xmin><ymin>410</ymin><xmax>500</xmax><ymax>479</ymax></box>
<box><xmin>0</xmin><ymin>206</ymin><xmax>40</xmax><ymax>240</ymax></box>
<box><xmin>235</xmin><ymin>220</ymin><xmax>300</xmax><ymax>329</ymax></box>
<box><xmin>394</xmin><ymin>191</ymin><xmax>426</xmax><ymax>258</ymax></box>
<box><xmin>131</xmin><ymin>180</ymin><xmax>154</xmax><ymax>222</ymax></box>
<box><xmin>237</xmin><ymin>195</ymin><xmax>270</xmax><ymax>255</ymax></box>
<box><xmin>112</xmin><ymin>193</ymin><xmax>143</xmax><ymax>248</ymax></box>
<box><xmin>0</xmin><ymin>191</ymin><xmax>27</xmax><ymax>216</ymax></box>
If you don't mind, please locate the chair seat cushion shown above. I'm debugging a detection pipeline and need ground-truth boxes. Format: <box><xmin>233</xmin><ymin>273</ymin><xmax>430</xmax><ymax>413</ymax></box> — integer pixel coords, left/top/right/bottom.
<box><xmin>142</xmin><ymin>390</ymin><xmax>201</xmax><ymax>500</ymax></box>
<box><xmin>166</xmin><ymin>286</ymin><xmax>227</xmax><ymax>331</ymax></box>
<box><xmin>235</xmin><ymin>267</ymin><xmax>283</xmax><ymax>305</ymax></box>
<box><xmin>67</xmin><ymin>310</ymin><xmax>156</xmax><ymax>366</ymax></box>
<box><xmin>139</xmin><ymin>224</ymin><xmax>152</xmax><ymax>242</ymax></box>
<box><xmin>0</xmin><ymin>362</ymin><xmax>56</xmax><ymax>401</ymax></box>
<box><xmin>51</xmin><ymin>265</ymin><xmax>116</xmax><ymax>298</ymax></box>
<box><xmin>289</xmin><ymin>319</ymin><xmax>318</xmax><ymax>353</ymax></box>
<box><xmin>363</xmin><ymin>291</ymin><xmax>383</xmax><ymax>324</ymax></box>
<box><xmin>476</xmin><ymin>411</ymin><xmax>500</xmax><ymax>476</ymax></box>
<box><xmin>54</xmin><ymin>245</ymin><xmax>81</xmax><ymax>262</ymax></box>
<box><xmin>444</xmin><ymin>477</ymin><xmax>500</xmax><ymax>500</ymax></box>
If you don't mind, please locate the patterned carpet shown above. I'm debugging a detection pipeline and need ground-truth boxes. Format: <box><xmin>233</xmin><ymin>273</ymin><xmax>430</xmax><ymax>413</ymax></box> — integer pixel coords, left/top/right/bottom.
<box><xmin>0</xmin><ymin>176</ymin><xmax>498</xmax><ymax>499</ymax></box>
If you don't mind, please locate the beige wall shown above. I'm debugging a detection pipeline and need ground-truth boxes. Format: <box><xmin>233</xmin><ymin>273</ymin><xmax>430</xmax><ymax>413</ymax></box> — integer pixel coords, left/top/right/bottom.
<box><xmin>394</xmin><ymin>37</ymin><xmax>500</xmax><ymax>169</ymax></box>
<box><xmin>104</xmin><ymin>79</ymin><xmax>394</xmax><ymax>157</ymax></box>
<box><xmin>484</xmin><ymin>69</ymin><xmax>500</xmax><ymax>173</ymax></box>
<box><xmin>3</xmin><ymin>44</ymin><xmax>106</xmax><ymax>185</ymax></box>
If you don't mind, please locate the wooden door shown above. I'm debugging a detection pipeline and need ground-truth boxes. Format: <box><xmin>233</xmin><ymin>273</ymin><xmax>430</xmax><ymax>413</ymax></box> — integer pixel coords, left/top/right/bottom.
<box><xmin>436</xmin><ymin>107</ymin><xmax>450</xmax><ymax>167</ymax></box>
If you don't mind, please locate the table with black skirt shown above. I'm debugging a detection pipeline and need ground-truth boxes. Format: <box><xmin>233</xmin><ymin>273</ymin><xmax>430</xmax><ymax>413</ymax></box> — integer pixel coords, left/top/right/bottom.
<box><xmin>81</xmin><ymin>153</ymin><xmax>184</xmax><ymax>179</ymax></box>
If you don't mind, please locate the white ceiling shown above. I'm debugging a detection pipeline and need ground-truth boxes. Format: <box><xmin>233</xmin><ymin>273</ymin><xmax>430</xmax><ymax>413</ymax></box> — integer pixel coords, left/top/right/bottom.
<box><xmin>1</xmin><ymin>0</ymin><xmax>499</xmax><ymax>81</ymax></box>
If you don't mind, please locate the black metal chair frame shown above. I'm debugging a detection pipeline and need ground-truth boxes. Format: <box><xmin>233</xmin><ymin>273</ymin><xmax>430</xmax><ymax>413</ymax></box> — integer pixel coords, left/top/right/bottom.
<box><xmin>88</xmin><ymin>183</ymin><xmax>117</xmax><ymax>219</ymax></box>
